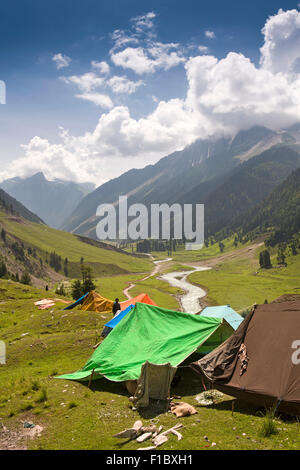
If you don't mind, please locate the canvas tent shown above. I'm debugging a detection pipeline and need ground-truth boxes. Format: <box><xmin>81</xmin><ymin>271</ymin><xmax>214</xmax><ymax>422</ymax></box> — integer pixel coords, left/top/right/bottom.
<box><xmin>120</xmin><ymin>293</ymin><xmax>157</xmax><ymax>310</ymax></box>
<box><xmin>199</xmin><ymin>305</ymin><xmax>243</xmax><ymax>330</ymax></box>
<box><xmin>105</xmin><ymin>304</ymin><xmax>134</xmax><ymax>330</ymax></box>
<box><xmin>103</xmin><ymin>294</ymin><xmax>157</xmax><ymax>331</ymax></box>
<box><xmin>191</xmin><ymin>301</ymin><xmax>300</xmax><ymax>414</ymax></box>
<box><xmin>80</xmin><ymin>291</ymin><xmax>114</xmax><ymax>313</ymax></box>
<box><xmin>63</xmin><ymin>292</ymin><xmax>89</xmax><ymax>310</ymax></box>
<box><xmin>57</xmin><ymin>302</ymin><xmax>234</xmax><ymax>383</ymax></box>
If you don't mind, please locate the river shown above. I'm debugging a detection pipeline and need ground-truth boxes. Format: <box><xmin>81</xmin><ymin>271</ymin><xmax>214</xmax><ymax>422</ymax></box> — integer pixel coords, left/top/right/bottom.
<box><xmin>159</xmin><ymin>265</ymin><xmax>211</xmax><ymax>314</ymax></box>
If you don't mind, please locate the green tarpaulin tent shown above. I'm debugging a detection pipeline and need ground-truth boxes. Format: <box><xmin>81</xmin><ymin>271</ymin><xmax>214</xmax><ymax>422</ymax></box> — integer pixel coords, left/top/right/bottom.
<box><xmin>57</xmin><ymin>302</ymin><xmax>234</xmax><ymax>383</ymax></box>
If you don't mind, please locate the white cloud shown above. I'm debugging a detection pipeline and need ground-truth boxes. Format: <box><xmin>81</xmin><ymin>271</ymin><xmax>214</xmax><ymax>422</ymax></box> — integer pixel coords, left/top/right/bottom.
<box><xmin>61</xmin><ymin>72</ymin><xmax>104</xmax><ymax>92</ymax></box>
<box><xmin>205</xmin><ymin>30</ymin><xmax>216</xmax><ymax>39</ymax></box>
<box><xmin>111</xmin><ymin>43</ymin><xmax>185</xmax><ymax>74</ymax></box>
<box><xmin>132</xmin><ymin>11</ymin><xmax>156</xmax><ymax>36</ymax></box>
<box><xmin>62</xmin><ymin>68</ymin><xmax>144</xmax><ymax>100</ymax></box>
<box><xmin>75</xmin><ymin>93</ymin><xmax>114</xmax><ymax>109</ymax></box>
<box><xmin>3</xmin><ymin>9</ymin><xmax>300</xmax><ymax>185</ymax></box>
<box><xmin>198</xmin><ymin>45</ymin><xmax>209</xmax><ymax>53</ymax></box>
<box><xmin>52</xmin><ymin>53</ymin><xmax>72</xmax><ymax>69</ymax></box>
<box><xmin>107</xmin><ymin>76</ymin><xmax>144</xmax><ymax>94</ymax></box>
<box><xmin>91</xmin><ymin>60</ymin><xmax>110</xmax><ymax>74</ymax></box>
<box><xmin>111</xmin><ymin>47</ymin><xmax>155</xmax><ymax>74</ymax></box>
<box><xmin>185</xmin><ymin>51</ymin><xmax>300</xmax><ymax>132</ymax></box>
<box><xmin>110</xmin><ymin>29</ymin><xmax>139</xmax><ymax>52</ymax></box>
<box><xmin>260</xmin><ymin>8</ymin><xmax>300</xmax><ymax>73</ymax></box>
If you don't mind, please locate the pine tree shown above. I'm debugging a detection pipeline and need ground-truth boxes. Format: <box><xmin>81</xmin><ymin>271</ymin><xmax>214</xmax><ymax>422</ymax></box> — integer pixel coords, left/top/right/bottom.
<box><xmin>0</xmin><ymin>260</ymin><xmax>7</xmax><ymax>278</ymax></box>
<box><xmin>1</xmin><ymin>228</ymin><xmax>6</xmax><ymax>243</ymax></box>
<box><xmin>259</xmin><ymin>249</ymin><xmax>272</xmax><ymax>269</ymax></box>
<box><xmin>80</xmin><ymin>265</ymin><xmax>96</xmax><ymax>294</ymax></box>
<box><xmin>71</xmin><ymin>280</ymin><xmax>83</xmax><ymax>300</ymax></box>
<box><xmin>20</xmin><ymin>270</ymin><xmax>31</xmax><ymax>285</ymax></box>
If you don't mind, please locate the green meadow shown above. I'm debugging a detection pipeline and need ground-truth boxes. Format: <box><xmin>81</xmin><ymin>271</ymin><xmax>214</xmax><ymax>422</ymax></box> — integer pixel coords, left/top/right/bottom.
<box><xmin>0</xmin><ymin>279</ymin><xmax>299</xmax><ymax>450</ymax></box>
<box><xmin>188</xmin><ymin>248</ymin><xmax>300</xmax><ymax>311</ymax></box>
<box><xmin>1</xmin><ymin>215</ymin><xmax>152</xmax><ymax>275</ymax></box>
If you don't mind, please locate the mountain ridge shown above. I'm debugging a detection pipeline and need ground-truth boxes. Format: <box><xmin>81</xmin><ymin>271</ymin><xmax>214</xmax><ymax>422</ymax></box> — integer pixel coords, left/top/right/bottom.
<box><xmin>62</xmin><ymin>126</ymin><xmax>300</xmax><ymax>239</ymax></box>
<box><xmin>0</xmin><ymin>172</ymin><xmax>95</xmax><ymax>229</ymax></box>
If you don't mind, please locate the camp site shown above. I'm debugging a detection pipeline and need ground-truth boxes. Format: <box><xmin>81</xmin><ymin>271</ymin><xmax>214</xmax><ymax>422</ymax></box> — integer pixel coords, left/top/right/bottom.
<box><xmin>1</xmin><ymin>220</ymin><xmax>300</xmax><ymax>452</ymax></box>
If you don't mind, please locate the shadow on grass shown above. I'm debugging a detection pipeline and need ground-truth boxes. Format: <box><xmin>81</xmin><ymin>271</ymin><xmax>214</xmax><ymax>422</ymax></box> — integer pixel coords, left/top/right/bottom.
<box><xmin>85</xmin><ymin>378</ymin><xmax>129</xmax><ymax>397</ymax></box>
<box><xmin>204</xmin><ymin>397</ymin><xmax>265</xmax><ymax>418</ymax></box>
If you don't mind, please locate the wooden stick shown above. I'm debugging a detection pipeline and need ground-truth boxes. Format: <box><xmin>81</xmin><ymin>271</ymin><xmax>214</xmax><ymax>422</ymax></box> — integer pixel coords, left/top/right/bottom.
<box><xmin>160</xmin><ymin>424</ymin><xmax>183</xmax><ymax>437</ymax></box>
<box><xmin>88</xmin><ymin>369</ymin><xmax>95</xmax><ymax>388</ymax></box>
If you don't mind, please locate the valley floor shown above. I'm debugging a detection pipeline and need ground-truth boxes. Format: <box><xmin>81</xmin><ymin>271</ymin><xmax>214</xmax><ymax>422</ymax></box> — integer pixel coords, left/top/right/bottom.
<box><xmin>1</xmin><ymin>239</ymin><xmax>300</xmax><ymax>450</ymax></box>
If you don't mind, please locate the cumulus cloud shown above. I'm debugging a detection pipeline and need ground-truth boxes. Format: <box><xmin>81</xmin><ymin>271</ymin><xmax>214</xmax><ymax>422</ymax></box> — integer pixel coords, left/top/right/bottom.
<box><xmin>205</xmin><ymin>30</ymin><xmax>216</xmax><ymax>39</ymax></box>
<box><xmin>110</xmin><ymin>11</ymin><xmax>185</xmax><ymax>74</ymax></box>
<box><xmin>61</xmin><ymin>72</ymin><xmax>104</xmax><ymax>93</ymax></box>
<box><xmin>52</xmin><ymin>53</ymin><xmax>71</xmax><ymax>69</ymax></box>
<box><xmin>185</xmin><ymin>52</ymin><xmax>300</xmax><ymax>132</ymax></box>
<box><xmin>107</xmin><ymin>76</ymin><xmax>144</xmax><ymax>94</ymax></box>
<box><xmin>111</xmin><ymin>43</ymin><xmax>185</xmax><ymax>74</ymax></box>
<box><xmin>3</xmin><ymin>9</ymin><xmax>300</xmax><ymax>184</ymax></box>
<box><xmin>91</xmin><ymin>60</ymin><xmax>110</xmax><ymax>74</ymax></box>
<box><xmin>260</xmin><ymin>8</ymin><xmax>300</xmax><ymax>73</ymax></box>
<box><xmin>61</xmin><ymin>68</ymin><xmax>144</xmax><ymax>107</ymax></box>
<box><xmin>198</xmin><ymin>45</ymin><xmax>209</xmax><ymax>53</ymax></box>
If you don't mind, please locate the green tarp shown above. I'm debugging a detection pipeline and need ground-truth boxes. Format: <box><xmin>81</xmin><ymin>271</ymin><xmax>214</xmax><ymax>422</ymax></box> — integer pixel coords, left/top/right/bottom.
<box><xmin>57</xmin><ymin>302</ymin><xmax>233</xmax><ymax>382</ymax></box>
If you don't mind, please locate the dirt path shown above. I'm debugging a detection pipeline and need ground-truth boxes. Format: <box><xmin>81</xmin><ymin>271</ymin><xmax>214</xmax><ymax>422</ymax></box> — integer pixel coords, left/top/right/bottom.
<box><xmin>0</xmin><ymin>421</ymin><xmax>43</xmax><ymax>450</ymax></box>
<box><xmin>123</xmin><ymin>258</ymin><xmax>172</xmax><ymax>299</ymax></box>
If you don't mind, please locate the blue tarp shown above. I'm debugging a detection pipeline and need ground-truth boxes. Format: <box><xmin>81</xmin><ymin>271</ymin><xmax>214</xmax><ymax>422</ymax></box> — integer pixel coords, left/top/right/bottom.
<box><xmin>199</xmin><ymin>305</ymin><xmax>243</xmax><ymax>330</ymax></box>
<box><xmin>105</xmin><ymin>304</ymin><xmax>135</xmax><ymax>329</ymax></box>
<box><xmin>63</xmin><ymin>292</ymin><xmax>89</xmax><ymax>310</ymax></box>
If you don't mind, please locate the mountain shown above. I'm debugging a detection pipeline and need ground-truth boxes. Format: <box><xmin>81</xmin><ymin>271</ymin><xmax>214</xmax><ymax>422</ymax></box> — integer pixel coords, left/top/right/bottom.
<box><xmin>200</xmin><ymin>145</ymin><xmax>300</xmax><ymax>237</ymax></box>
<box><xmin>0</xmin><ymin>172</ymin><xmax>95</xmax><ymax>229</ymax></box>
<box><xmin>0</xmin><ymin>199</ymin><xmax>151</xmax><ymax>288</ymax></box>
<box><xmin>63</xmin><ymin>126</ymin><xmax>294</xmax><ymax>239</ymax></box>
<box><xmin>0</xmin><ymin>187</ymin><xmax>44</xmax><ymax>224</ymax></box>
<box><xmin>234</xmin><ymin>167</ymin><xmax>300</xmax><ymax>247</ymax></box>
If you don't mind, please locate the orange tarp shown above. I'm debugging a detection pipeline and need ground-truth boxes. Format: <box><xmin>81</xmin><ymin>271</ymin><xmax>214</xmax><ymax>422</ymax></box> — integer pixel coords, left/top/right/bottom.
<box><xmin>120</xmin><ymin>293</ymin><xmax>157</xmax><ymax>311</ymax></box>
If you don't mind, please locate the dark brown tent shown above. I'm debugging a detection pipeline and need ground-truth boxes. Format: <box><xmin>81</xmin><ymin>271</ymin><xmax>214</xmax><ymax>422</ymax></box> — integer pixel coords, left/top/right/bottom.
<box><xmin>191</xmin><ymin>301</ymin><xmax>300</xmax><ymax>414</ymax></box>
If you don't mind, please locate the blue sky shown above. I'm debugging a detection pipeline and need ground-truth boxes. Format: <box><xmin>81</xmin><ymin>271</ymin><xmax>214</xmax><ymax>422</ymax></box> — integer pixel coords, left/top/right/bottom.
<box><xmin>1</xmin><ymin>1</ymin><xmax>300</xmax><ymax>184</ymax></box>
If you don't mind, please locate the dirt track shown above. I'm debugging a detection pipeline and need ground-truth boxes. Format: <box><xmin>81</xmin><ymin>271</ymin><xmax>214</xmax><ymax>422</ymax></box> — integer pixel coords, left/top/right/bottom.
<box><xmin>123</xmin><ymin>258</ymin><xmax>172</xmax><ymax>299</ymax></box>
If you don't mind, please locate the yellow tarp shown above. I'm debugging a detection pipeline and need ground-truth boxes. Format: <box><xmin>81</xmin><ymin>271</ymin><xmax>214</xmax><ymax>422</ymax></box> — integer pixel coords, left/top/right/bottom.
<box><xmin>80</xmin><ymin>291</ymin><xmax>114</xmax><ymax>313</ymax></box>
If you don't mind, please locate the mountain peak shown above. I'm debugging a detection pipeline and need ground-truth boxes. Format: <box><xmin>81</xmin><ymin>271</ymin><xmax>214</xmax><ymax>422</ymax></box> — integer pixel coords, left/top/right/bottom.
<box><xmin>31</xmin><ymin>171</ymin><xmax>46</xmax><ymax>181</ymax></box>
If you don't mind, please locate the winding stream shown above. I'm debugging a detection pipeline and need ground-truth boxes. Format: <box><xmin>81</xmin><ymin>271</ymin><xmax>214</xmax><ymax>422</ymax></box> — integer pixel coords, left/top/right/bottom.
<box><xmin>123</xmin><ymin>255</ymin><xmax>210</xmax><ymax>314</ymax></box>
<box><xmin>159</xmin><ymin>265</ymin><xmax>211</xmax><ymax>314</ymax></box>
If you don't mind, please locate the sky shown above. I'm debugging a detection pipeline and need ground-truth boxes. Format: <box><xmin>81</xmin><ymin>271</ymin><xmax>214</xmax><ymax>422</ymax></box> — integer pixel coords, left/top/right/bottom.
<box><xmin>1</xmin><ymin>1</ymin><xmax>300</xmax><ymax>185</ymax></box>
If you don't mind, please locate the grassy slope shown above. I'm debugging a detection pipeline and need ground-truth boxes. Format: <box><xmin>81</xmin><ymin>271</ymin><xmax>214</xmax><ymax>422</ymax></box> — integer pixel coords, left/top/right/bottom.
<box><xmin>188</xmin><ymin>246</ymin><xmax>300</xmax><ymax>311</ymax></box>
<box><xmin>129</xmin><ymin>277</ymin><xmax>183</xmax><ymax>310</ymax></box>
<box><xmin>168</xmin><ymin>236</ymin><xmax>252</xmax><ymax>263</ymax></box>
<box><xmin>94</xmin><ymin>273</ymin><xmax>182</xmax><ymax>310</ymax></box>
<box><xmin>0</xmin><ymin>279</ymin><xmax>299</xmax><ymax>450</ymax></box>
<box><xmin>0</xmin><ymin>214</ymin><xmax>152</xmax><ymax>275</ymax></box>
